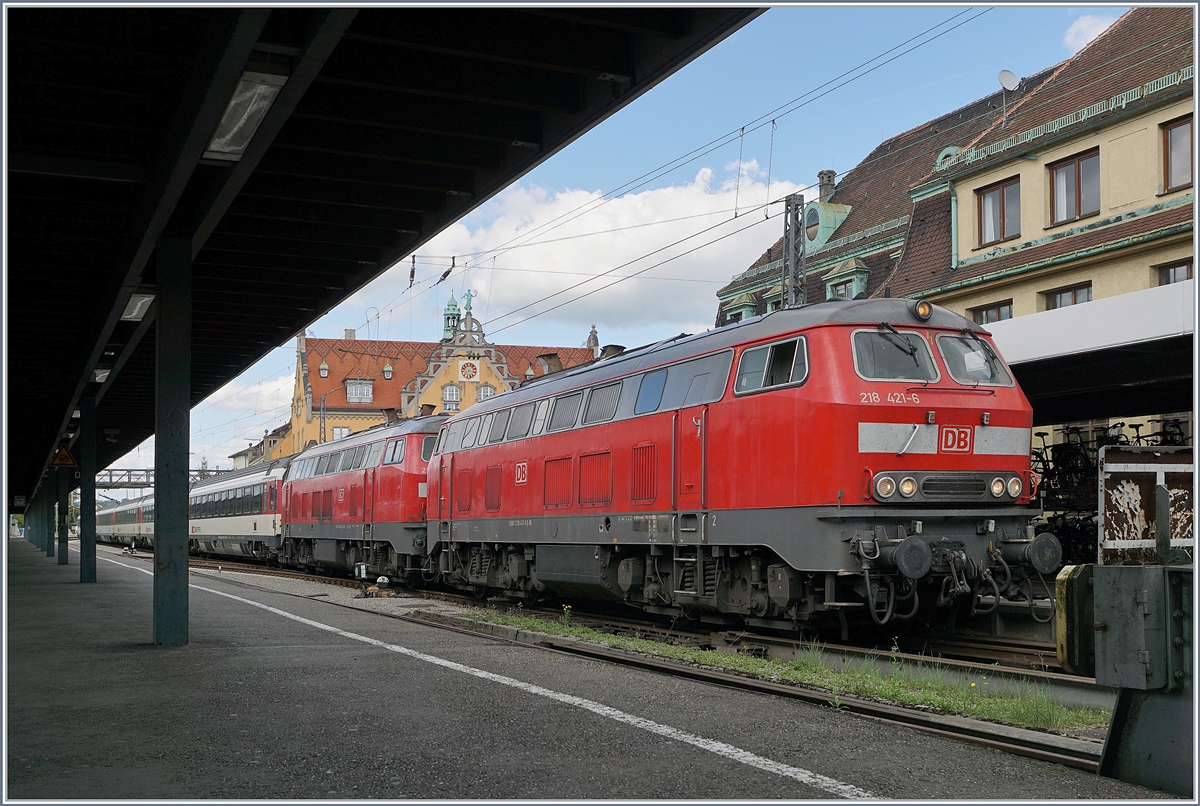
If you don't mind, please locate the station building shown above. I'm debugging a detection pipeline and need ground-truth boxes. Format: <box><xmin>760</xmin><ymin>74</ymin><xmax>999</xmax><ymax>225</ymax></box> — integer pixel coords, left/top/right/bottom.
<box><xmin>284</xmin><ymin>296</ymin><xmax>596</xmax><ymax>455</ymax></box>
<box><xmin>718</xmin><ymin>6</ymin><xmax>1194</xmax><ymax>445</ymax></box>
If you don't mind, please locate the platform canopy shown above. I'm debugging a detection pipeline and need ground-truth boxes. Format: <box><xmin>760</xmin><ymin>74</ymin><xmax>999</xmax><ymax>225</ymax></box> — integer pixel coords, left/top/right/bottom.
<box><xmin>6</xmin><ymin>7</ymin><xmax>762</xmax><ymax>508</ymax></box>
<box><xmin>987</xmin><ymin>280</ymin><xmax>1195</xmax><ymax>426</ymax></box>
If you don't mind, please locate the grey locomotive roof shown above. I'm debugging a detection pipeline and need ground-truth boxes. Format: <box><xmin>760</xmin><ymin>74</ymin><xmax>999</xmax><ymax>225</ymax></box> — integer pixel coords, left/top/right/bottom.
<box><xmin>290</xmin><ymin>415</ymin><xmax>449</xmax><ymax>462</ymax></box>
<box><xmin>455</xmin><ymin>298</ymin><xmax>982</xmax><ymax>417</ymax></box>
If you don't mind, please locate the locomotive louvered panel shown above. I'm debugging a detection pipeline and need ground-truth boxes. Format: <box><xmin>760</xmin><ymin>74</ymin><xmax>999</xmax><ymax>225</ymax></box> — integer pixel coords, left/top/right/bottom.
<box><xmin>578</xmin><ymin>451</ymin><xmax>613</xmax><ymax>505</ymax></box>
<box><xmin>631</xmin><ymin>444</ymin><xmax>657</xmax><ymax>503</ymax></box>
<box><xmin>485</xmin><ymin>465</ymin><xmax>502</xmax><ymax>511</ymax></box>
<box><xmin>348</xmin><ymin>485</ymin><xmax>359</xmax><ymax>518</ymax></box>
<box><xmin>544</xmin><ymin>457</ymin><xmax>572</xmax><ymax>507</ymax></box>
<box><xmin>322</xmin><ymin>490</ymin><xmax>333</xmax><ymax>522</ymax></box>
<box><xmin>582</xmin><ymin>382</ymin><xmax>621</xmax><ymax>424</ymax></box>
<box><xmin>921</xmin><ymin>476</ymin><xmax>987</xmax><ymax>498</ymax></box>
<box><xmin>312</xmin><ymin>491</ymin><xmax>323</xmax><ymax>520</ymax></box>
<box><xmin>457</xmin><ymin>469</ymin><xmax>473</xmax><ymax>512</ymax></box>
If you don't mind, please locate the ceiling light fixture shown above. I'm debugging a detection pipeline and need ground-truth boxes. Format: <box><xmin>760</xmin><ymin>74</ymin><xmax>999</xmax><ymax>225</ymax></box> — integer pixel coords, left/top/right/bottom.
<box><xmin>120</xmin><ymin>293</ymin><xmax>155</xmax><ymax>321</ymax></box>
<box><xmin>203</xmin><ymin>64</ymin><xmax>288</xmax><ymax>162</ymax></box>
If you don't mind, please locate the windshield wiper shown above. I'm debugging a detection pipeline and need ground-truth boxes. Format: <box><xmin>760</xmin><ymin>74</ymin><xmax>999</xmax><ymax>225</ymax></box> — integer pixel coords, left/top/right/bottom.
<box><xmin>878</xmin><ymin>322</ymin><xmax>918</xmax><ymax>365</ymax></box>
<box><xmin>960</xmin><ymin>327</ymin><xmax>1002</xmax><ymax>377</ymax></box>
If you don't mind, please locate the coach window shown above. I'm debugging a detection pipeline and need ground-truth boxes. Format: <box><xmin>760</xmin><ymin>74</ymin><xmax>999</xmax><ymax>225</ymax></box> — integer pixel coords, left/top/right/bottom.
<box><xmin>852</xmin><ymin>329</ymin><xmax>939</xmax><ymax>382</ymax></box>
<box><xmin>548</xmin><ymin>392</ymin><xmax>583</xmax><ymax>432</ymax></box>
<box><xmin>507</xmin><ymin>402</ymin><xmax>536</xmax><ymax>439</ymax></box>
<box><xmin>384</xmin><ymin>439</ymin><xmax>405</xmax><ymax>465</ymax></box>
<box><xmin>531</xmin><ymin>399</ymin><xmax>551</xmax><ymax>435</ymax></box>
<box><xmin>460</xmin><ymin>416</ymin><xmax>481</xmax><ymax>449</ymax></box>
<box><xmin>488</xmin><ymin>409</ymin><xmax>511</xmax><ymax>443</ymax></box>
<box><xmin>583</xmin><ymin>382</ymin><xmax>621</xmax><ymax>424</ymax></box>
<box><xmin>634</xmin><ymin>370</ymin><xmax>667</xmax><ymax>414</ymax></box>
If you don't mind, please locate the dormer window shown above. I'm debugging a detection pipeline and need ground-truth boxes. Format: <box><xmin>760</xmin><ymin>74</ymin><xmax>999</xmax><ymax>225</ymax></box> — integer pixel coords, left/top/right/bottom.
<box><xmin>318</xmin><ymin>360</ymin><xmax>329</xmax><ymax>378</ymax></box>
<box><xmin>346</xmin><ymin>379</ymin><xmax>373</xmax><ymax>404</ymax></box>
<box><xmin>804</xmin><ymin>207</ymin><xmax>820</xmax><ymax>240</ymax></box>
<box><xmin>382</xmin><ymin>362</ymin><xmax>393</xmax><ymax>380</ymax></box>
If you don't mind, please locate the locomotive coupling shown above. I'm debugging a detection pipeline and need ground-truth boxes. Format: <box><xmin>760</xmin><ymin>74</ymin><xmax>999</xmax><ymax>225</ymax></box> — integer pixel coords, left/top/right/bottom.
<box><xmin>850</xmin><ymin>531</ymin><xmax>932</xmax><ymax>580</ymax></box>
<box><xmin>998</xmin><ymin>532</ymin><xmax>1062</xmax><ymax>575</ymax></box>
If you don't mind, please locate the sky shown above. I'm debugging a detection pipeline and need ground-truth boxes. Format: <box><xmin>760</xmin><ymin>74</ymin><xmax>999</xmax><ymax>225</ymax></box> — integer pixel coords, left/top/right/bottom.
<box><xmin>114</xmin><ymin>4</ymin><xmax>1129</xmax><ymax>482</ymax></box>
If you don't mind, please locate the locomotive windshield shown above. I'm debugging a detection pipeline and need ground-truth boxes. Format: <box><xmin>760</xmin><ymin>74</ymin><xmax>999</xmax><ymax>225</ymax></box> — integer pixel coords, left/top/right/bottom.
<box><xmin>852</xmin><ymin>329</ymin><xmax>938</xmax><ymax>381</ymax></box>
<box><xmin>936</xmin><ymin>333</ymin><xmax>1013</xmax><ymax>386</ymax></box>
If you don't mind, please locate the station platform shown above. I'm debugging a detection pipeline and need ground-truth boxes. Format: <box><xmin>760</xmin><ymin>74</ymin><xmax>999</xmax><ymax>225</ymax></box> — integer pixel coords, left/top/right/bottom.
<box><xmin>6</xmin><ymin>538</ymin><xmax>1167</xmax><ymax>800</ymax></box>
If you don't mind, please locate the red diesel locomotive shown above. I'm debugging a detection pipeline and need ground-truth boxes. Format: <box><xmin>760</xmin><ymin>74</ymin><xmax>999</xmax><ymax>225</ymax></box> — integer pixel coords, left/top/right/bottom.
<box><xmin>422</xmin><ymin>298</ymin><xmax>1061</xmax><ymax>629</ymax></box>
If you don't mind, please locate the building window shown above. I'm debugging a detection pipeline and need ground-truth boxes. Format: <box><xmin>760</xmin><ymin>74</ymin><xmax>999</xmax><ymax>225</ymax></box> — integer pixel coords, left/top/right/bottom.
<box><xmin>332</xmin><ymin>427</ymin><xmax>349</xmax><ymax>440</ymax></box>
<box><xmin>830</xmin><ymin>279</ymin><xmax>854</xmax><ymax>299</ymax></box>
<box><xmin>442</xmin><ymin>384</ymin><xmax>461</xmax><ymax>412</ymax></box>
<box><xmin>1159</xmin><ymin>260</ymin><xmax>1193</xmax><ymax>285</ymax></box>
<box><xmin>1050</xmin><ymin>149</ymin><xmax>1100</xmax><ymax>225</ymax></box>
<box><xmin>977</xmin><ymin>178</ymin><xmax>1020</xmax><ymax>245</ymax></box>
<box><xmin>477</xmin><ymin>384</ymin><xmax>495</xmax><ymax>401</ymax></box>
<box><xmin>1045</xmin><ymin>283</ymin><xmax>1091</xmax><ymax>310</ymax></box>
<box><xmin>346</xmin><ymin>380</ymin><xmax>373</xmax><ymax>404</ymax></box>
<box><xmin>727</xmin><ymin>312</ymin><xmax>742</xmax><ymax>323</ymax></box>
<box><xmin>971</xmin><ymin>301</ymin><xmax>1013</xmax><ymax>325</ymax></box>
<box><xmin>1164</xmin><ymin>117</ymin><xmax>1193</xmax><ymax>192</ymax></box>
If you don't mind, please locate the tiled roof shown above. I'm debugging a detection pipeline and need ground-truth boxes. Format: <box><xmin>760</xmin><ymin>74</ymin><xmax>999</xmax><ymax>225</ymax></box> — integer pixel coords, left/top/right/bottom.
<box><xmin>719</xmin><ymin>63</ymin><xmax>1061</xmax><ymax>301</ymax></box>
<box><xmin>879</xmin><ymin>192</ymin><xmax>953</xmax><ymax>299</ymax></box>
<box><xmin>895</xmin><ymin>201</ymin><xmax>1193</xmax><ymax>299</ymax></box>
<box><xmin>941</xmin><ymin>8</ymin><xmax>1193</xmax><ymax>176</ymax></box>
<box><xmin>304</xmin><ymin>337</ymin><xmax>594</xmax><ymax>408</ymax></box>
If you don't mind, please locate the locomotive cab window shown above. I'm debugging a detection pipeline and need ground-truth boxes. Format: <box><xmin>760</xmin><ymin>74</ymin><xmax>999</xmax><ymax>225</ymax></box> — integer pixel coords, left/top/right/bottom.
<box><xmin>852</xmin><ymin>329</ymin><xmax>939</xmax><ymax>382</ymax></box>
<box><xmin>421</xmin><ymin>435</ymin><xmax>437</xmax><ymax>462</ymax></box>
<box><xmin>384</xmin><ymin>439</ymin><xmax>406</xmax><ymax>465</ymax></box>
<box><xmin>936</xmin><ymin>334</ymin><xmax>1013</xmax><ymax>386</ymax></box>
<box><xmin>735</xmin><ymin>337</ymin><xmax>808</xmax><ymax>393</ymax></box>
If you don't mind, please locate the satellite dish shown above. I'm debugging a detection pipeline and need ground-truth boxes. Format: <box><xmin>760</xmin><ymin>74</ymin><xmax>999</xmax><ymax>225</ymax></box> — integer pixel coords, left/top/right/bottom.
<box><xmin>998</xmin><ymin>70</ymin><xmax>1020</xmax><ymax>91</ymax></box>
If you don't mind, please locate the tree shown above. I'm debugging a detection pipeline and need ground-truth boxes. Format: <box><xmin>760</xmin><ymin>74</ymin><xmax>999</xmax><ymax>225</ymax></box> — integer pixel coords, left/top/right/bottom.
<box><xmin>198</xmin><ymin>457</ymin><xmax>211</xmax><ymax>480</ymax></box>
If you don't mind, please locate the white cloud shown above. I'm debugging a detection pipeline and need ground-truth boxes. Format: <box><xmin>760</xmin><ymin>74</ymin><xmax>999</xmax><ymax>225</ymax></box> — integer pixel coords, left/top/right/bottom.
<box><xmin>1063</xmin><ymin>14</ymin><xmax>1116</xmax><ymax>52</ymax></box>
<box><xmin>342</xmin><ymin>162</ymin><xmax>806</xmax><ymax>348</ymax></box>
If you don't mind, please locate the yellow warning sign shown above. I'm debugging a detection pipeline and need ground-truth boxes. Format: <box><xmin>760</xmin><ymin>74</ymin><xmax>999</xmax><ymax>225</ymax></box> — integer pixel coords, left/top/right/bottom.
<box><xmin>52</xmin><ymin>446</ymin><xmax>77</xmax><ymax>467</ymax></box>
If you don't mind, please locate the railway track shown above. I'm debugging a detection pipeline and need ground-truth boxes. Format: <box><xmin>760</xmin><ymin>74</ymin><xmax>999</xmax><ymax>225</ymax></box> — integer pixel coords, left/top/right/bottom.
<box><xmin>104</xmin><ymin>546</ymin><xmax>1106</xmax><ymax>771</ymax></box>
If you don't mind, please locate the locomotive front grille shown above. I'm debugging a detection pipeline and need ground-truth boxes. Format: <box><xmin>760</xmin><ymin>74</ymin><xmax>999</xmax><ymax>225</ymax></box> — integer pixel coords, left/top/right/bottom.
<box><xmin>920</xmin><ymin>476</ymin><xmax>987</xmax><ymax>499</ymax></box>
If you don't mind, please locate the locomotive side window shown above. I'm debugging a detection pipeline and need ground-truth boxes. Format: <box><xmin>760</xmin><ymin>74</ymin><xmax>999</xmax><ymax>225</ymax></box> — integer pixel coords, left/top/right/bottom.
<box><xmin>316</xmin><ymin>454</ymin><xmax>332</xmax><ymax>475</ymax></box>
<box><xmin>582</xmin><ymin>382</ymin><xmax>621</xmax><ymax>424</ymax></box>
<box><xmin>735</xmin><ymin>338</ymin><xmax>808</xmax><ymax>394</ymax></box>
<box><xmin>936</xmin><ymin>334</ymin><xmax>1014</xmax><ymax>387</ymax></box>
<box><xmin>661</xmin><ymin>351</ymin><xmax>733</xmax><ymax>409</ymax></box>
<box><xmin>507</xmin><ymin>402</ymin><xmax>536</xmax><ymax>439</ymax></box>
<box><xmin>433</xmin><ymin>428</ymin><xmax>447</xmax><ymax>455</ymax></box>
<box><xmin>339</xmin><ymin>447</ymin><xmax>360</xmax><ymax>472</ymax></box>
<box><xmin>421</xmin><ymin>435</ymin><xmax>437</xmax><ymax>462</ymax></box>
<box><xmin>478</xmin><ymin>414</ymin><xmax>495</xmax><ymax>446</ymax></box>
<box><xmin>634</xmin><ymin>370</ymin><xmax>667</xmax><ymax>414</ymax></box>
<box><xmin>365</xmin><ymin>441</ymin><xmax>385</xmax><ymax>467</ymax></box>
<box><xmin>852</xmin><ymin>329</ymin><xmax>938</xmax><ymax>382</ymax></box>
<box><xmin>683</xmin><ymin>373</ymin><xmax>709</xmax><ymax>406</ymax></box>
<box><xmin>548</xmin><ymin>393</ymin><xmax>582</xmax><ymax>432</ymax></box>
<box><xmin>531</xmin><ymin>399</ymin><xmax>550</xmax><ymax>434</ymax></box>
<box><xmin>488</xmin><ymin>409</ymin><xmax>511</xmax><ymax>443</ymax></box>
<box><xmin>460</xmin><ymin>416</ymin><xmax>481</xmax><ymax>449</ymax></box>
<box><xmin>384</xmin><ymin>439</ymin><xmax>405</xmax><ymax>465</ymax></box>
<box><xmin>444</xmin><ymin>419</ymin><xmax>467</xmax><ymax>453</ymax></box>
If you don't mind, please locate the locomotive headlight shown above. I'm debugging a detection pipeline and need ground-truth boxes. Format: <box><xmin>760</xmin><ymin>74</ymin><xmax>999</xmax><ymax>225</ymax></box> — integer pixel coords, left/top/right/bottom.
<box><xmin>990</xmin><ymin>477</ymin><xmax>1006</xmax><ymax>497</ymax></box>
<box><xmin>914</xmin><ymin>299</ymin><xmax>934</xmax><ymax>321</ymax></box>
<box><xmin>1007</xmin><ymin>477</ymin><xmax>1023</xmax><ymax>497</ymax></box>
<box><xmin>898</xmin><ymin>477</ymin><xmax>917</xmax><ymax>498</ymax></box>
<box><xmin>875</xmin><ymin>475</ymin><xmax>897</xmax><ymax>498</ymax></box>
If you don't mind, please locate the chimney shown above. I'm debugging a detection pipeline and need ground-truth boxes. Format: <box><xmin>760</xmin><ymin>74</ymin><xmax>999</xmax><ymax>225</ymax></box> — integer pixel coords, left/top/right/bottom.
<box><xmin>419</xmin><ymin>403</ymin><xmax>436</xmax><ymax>417</ymax></box>
<box><xmin>818</xmin><ymin>169</ymin><xmax>836</xmax><ymax>203</ymax></box>
<box><xmin>381</xmin><ymin>407</ymin><xmax>400</xmax><ymax>423</ymax></box>
<box><xmin>536</xmin><ymin>353</ymin><xmax>563</xmax><ymax>374</ymax></box>
<box><xmin>344</xmin><ymin>328</ymin><xmax>356</xmax><ymax>340</ymax></box>
<box><xmin>600</xmin><ymin>344</ymin><xmax>625</xmax><ymax>360</ymax></box>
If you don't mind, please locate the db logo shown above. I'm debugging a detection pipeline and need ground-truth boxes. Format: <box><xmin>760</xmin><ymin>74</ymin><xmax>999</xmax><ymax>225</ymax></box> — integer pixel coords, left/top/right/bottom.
<box><xmin>514</xmin><ymin>462</ymin><xmax>528</xmax><ymax>485</ymax></box>
<box><xmin>940</xmin><ymin>425</ymin><xmax>973</xmax><ymax>453</ymax></box>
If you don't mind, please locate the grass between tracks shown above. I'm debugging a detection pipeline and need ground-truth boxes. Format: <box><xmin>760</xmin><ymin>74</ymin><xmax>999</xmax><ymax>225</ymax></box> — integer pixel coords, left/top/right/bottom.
<box><xmin>470</xmin><ymin>606</ymin><xmax>1110</xmax><ymax>734</ymax></box>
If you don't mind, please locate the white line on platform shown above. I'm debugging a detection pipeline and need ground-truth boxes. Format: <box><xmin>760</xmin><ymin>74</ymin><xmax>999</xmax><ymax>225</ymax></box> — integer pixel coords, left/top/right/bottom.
<box><xmin>93</xmin><ymin>554</ymin><xmax>873</xmax><ymax>799</ymax></box>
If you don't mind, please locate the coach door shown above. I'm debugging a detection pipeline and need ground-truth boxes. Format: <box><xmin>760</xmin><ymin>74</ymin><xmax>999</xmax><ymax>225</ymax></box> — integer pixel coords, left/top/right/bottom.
<box><xmin>675</xmin><ymin>405</ymin><xmax>708</xmax><ymax>541</ymax></box>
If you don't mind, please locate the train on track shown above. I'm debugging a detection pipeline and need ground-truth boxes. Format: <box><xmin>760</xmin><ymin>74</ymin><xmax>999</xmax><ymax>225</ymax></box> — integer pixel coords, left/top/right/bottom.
<box><xmin>96</xmin><ymin>298</ymin><xmax>1062</xmax><ymax>630</ymax></box>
